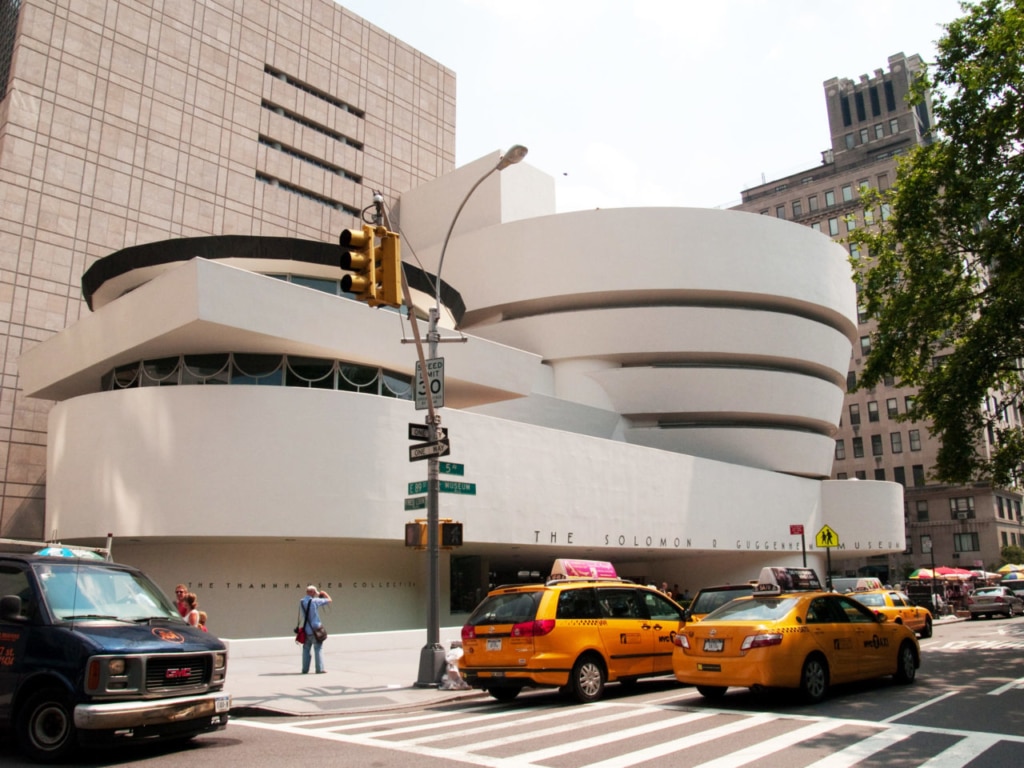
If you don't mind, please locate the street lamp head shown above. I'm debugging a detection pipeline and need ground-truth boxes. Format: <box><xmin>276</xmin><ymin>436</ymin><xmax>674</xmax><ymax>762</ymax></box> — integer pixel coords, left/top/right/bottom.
<box><xmin>495</xmin><ymin>144</ymin><xmax>528</xmax><ymax>171</ymax></box>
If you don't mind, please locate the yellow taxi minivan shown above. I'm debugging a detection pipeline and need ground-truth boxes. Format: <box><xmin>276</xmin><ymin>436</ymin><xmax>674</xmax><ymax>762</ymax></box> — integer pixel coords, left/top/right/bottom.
<box><xmin>459</xmin><ymin>559</ymin><xmax>685</xmax><ymax>702</ymax></box>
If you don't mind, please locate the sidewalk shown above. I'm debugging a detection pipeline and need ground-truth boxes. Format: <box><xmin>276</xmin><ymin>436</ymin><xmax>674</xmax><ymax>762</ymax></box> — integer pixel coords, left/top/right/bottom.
<box><xmin>225</xmin><ymin>629</ymin><xmax>484</xmax><ymax>717</ymax></box>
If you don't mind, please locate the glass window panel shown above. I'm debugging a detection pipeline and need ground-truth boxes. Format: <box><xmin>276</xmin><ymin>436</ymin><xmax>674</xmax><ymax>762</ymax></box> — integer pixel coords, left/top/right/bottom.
<box><xmin>381</xmin><ymin>370</ymin><xmax>413</xmax><ymax>400</ymax></box>
<box><xmin>141</xmin><ymin>357</ymin><xmax>181</xmax><ymax>386</ymax></box>
<box><xmin>286</xmin><ymin>357</ymin><xmax>336</xmax><ymax>389</ymax></box>
<box><xmin>231</xmin><ymin>354</ymin><xmax>284</xmax><ymax>385</ymax></box>
<box><xmin>182</xmin><ymin>353</ymin><xmax>231</xmax><ymax>385</ymax></box>
<box><xmin>339</xmin><ymin>363</ymin><xmax>380</xmax><ymax>393</ymax></box>
<box><xmin>290</xmin><ymin>276</ymin><xmax>340</xmax><ymax>295</ymax></box>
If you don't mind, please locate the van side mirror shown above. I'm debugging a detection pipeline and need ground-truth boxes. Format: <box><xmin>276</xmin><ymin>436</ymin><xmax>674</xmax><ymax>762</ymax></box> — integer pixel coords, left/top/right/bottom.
<box><xmin>1</xmin><ymin>594</ymin><xmax>23</xmax><ymax>621</ymax></box>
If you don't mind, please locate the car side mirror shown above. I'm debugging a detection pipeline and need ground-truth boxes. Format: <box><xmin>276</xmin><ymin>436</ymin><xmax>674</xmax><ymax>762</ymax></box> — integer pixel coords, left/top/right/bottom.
<box><xmin>873</xmin><ymin>610</ymin><xmax>887</xmax><ymax>623</ymax></box>
<box><xmin>0</xmin><ymin>594</ymin><xmax>23</xmax><ymax>621</ymax></box>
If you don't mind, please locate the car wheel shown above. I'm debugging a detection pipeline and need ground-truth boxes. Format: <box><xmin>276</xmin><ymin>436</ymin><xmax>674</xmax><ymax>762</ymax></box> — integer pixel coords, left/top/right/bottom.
<box><xmin>893</xmin><ymin>641</ymin><xmax>917</xmax><ymax>684</ymax></box>
<box><xmin>969</xmin><ymin>612</ymin><xmax>977</xmax><ymax>620</ymax></box>
<box><xmin>920</xmin><ymin>616</ymin><xmax>933</xmax><ymax>639</ymax></box>
<box><xmin>16</xmin><ymin>688</ymin><xmax>76</xmax><ymax>763</ymax></box>
<box><xmin>800</xmin><ymin>654</ymin><xmax>829</xmax><ymax>704</ymax></box>
<box><xmin>696</xmin><ymin>685</ymin><xmax>727</xmax><ymax>700</ymax></box>
<box><xmin>1007</xmin><ymin>604</ymin><xmax>1016</xmax><ymax>618</ymax></box>
<box><xmin>569</xmin><ymin>654</ymin><xmax>606</xmax><ymax>703</ymax></box>
<box><xmin>488</xmin><ymin>687</ymin><xmax>521</xmax><ymax>702</ymax></box>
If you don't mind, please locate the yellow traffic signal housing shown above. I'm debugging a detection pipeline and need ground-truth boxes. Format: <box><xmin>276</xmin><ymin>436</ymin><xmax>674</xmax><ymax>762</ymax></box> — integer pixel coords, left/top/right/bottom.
<box><xmin>340</xmin><ymin>225</ymin><xmax>378</xmax><ymax>303</ymax></box>
<box><xmin>378</xmin><ymin>230</ymin><xmax>402</xmax><ymax>308</ymax></box>
<box><xmin>404</xmin><ymin>521</ymin><xmax>427</xmax><ymax>549</ymax></box>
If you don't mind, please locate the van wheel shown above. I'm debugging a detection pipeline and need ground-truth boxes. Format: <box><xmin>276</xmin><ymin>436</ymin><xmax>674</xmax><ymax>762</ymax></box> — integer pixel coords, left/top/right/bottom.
<box><xmin>16</xmin><ymin>688</ymin><xmax>76</xmax><ymax>763</ymax></box>
<box><xmin>800</xmin><ymin>654</ymin><xmax>829</xmax><ymax>704</ymax></box>
<box><xmin>569</xmin><ymin>654</ymin><xmax>606</xmax><ymax>703</ymax></box>
<box><xmin>488</xmin><ymin>687</ymin><xmax>521</xmax><ymax>702</ymax></box>
<box><xmin>893</xmin><ymin>641</ymin><xmax>917</xmax><ymax>684</ymax></box>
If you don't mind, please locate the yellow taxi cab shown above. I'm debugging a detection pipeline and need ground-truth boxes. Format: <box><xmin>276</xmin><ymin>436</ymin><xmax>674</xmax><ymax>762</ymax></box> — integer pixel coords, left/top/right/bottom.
<box><xmin>672</xmin><ymin>566</ymin><xmax>920</xmax><ymax>703</ymax></box>
<box><xmin>848</xmin><ymin>588</ymin><xmax>933</xmax><ymax>638</ymax></box>
<box><xmin>458</xmin><ymin>559</ymin><xmax>686</xmax><ymax>703</ymax></box>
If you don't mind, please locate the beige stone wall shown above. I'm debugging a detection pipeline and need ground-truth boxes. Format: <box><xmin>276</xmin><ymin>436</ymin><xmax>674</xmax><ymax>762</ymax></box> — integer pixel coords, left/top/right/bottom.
<box><xmin>0</xmin><ymin>0</ymin><xmax>454</xmax><ymax>536</ymax></box>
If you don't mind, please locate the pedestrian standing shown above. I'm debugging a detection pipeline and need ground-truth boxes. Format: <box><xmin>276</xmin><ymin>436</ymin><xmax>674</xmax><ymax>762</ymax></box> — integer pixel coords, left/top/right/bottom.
<box><xmin>299</xmin><ymin>585</ymin><xmax>332</xmax><ymax>674</ymax></box>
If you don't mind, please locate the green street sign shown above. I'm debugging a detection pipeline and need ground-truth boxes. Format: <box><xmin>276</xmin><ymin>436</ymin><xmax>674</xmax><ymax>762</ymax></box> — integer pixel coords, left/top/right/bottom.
<box><xmin>404</xmin><ymin>497</ymin><xmax>426</xmax><ymax>511</ymax></box>
<box><xmin>439</xmin><ymin>461</ymin><xmax>465</xmax><ymax>476</ymax></box>
<box><xmin>440</xmin><ymin>480</ymin><xmax>476</xmax><ymax>495</ymax></box>
<box><xmin>407</xmin><ymin>481</ymin><xmax>428</xmax><ymax>495</ymax></box>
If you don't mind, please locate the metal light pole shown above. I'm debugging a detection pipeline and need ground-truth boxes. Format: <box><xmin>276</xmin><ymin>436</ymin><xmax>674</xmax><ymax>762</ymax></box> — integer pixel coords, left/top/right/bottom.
<box><xmin>414</xmin><ymin>145</ymin><xmax>528</xmax><ymax>687</ymax></box>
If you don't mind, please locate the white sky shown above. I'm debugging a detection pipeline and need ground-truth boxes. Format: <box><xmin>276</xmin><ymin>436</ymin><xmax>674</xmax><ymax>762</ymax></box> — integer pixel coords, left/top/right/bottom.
<box><xmin>337</xmin><ymin>0</ymin><xmax>965</xmax><ymax>211</ymax></box>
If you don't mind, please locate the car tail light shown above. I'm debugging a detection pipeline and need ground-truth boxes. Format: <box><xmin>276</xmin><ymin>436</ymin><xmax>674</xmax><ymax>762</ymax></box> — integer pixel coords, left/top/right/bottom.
<box><xmin>994</xmin><ymin>596</ymin><xmax>1005</xmax><ymax>603</ymax></box>
<box><xmin>512</xmin><ymin>619</ymin><xmax>555</xmax><ymax>637</ymax></box>
<box><xmin>671</xmin><ymin>632</ymin><xmax>690</xmax><ymax>649</ymax></box>
<box><xmin>740</xmin><ymin>633</ymin><xmax>783</xmax><ymax>650</ymax></box>
<box><xmin>461</xmin><ymin>625</ymin><xmax>476</xmax><ymax>640</ymax></box>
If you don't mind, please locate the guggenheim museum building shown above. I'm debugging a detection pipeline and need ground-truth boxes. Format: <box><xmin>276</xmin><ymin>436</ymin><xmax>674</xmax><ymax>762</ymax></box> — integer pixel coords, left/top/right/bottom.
<box><xmin>19</xmin><ymin>152</ymin><xmax>903</xmax><ymax>638</ymax></box>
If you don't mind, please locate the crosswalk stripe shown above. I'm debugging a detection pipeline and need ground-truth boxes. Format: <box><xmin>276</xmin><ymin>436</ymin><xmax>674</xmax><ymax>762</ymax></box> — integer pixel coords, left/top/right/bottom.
<box><xmin>510</xmin><ymin>712</ymin><xmax>769</xmax><ymax>768</ymax></box>
<box><xmin>917</xmin><ymin>733</ymin><xmax>1004</xmax><ymax>768</ymax></box>
<box><xmin>690</xmin><ymin>719</ymin><xmax>847</xmax><ymax>768</ymax></box>
<box><xmin>802</xmin><ymin>726</ymin><xmax>912</xmax><ymax>767</ymax></box>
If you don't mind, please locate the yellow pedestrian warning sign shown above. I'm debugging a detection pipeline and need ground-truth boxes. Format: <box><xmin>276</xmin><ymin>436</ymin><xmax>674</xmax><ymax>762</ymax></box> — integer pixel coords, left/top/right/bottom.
<box><xmin>815</xmin><ymin>525</ymin><xmax>840</xmax><ymax>548</ymax></box>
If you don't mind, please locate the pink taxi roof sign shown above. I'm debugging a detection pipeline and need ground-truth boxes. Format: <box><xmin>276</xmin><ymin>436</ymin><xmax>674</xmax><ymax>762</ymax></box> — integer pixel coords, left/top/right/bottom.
<box><xmin>549</xmin><ymin>559</ymin><xmax>618</xmax><ymax>581</ymax></box>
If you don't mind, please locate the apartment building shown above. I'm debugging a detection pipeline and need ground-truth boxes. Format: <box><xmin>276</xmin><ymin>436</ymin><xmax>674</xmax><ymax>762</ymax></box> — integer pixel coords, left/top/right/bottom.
<box><xmin>0</xmin><ymin>0</ymin><xmax>455</xmax><ymax>537</ymax></box>
<box><xmin>732</xmin><ymin>53</ymin><xmax>1024</xmax><ymax>579</ymax></box>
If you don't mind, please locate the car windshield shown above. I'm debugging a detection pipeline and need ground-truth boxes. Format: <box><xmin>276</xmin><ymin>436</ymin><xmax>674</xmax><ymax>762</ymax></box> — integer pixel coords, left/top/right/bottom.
<box><xmin>33</xmin><ymin>562</ymin><xmax>180</xmax><ymax>622</ymax></box>
<box><xmin>702</xmin><ymin>596</ymin><xmax>801</xmax><ymax>622</ymax></box>
<box><xmin>467</xmin><ymin>591</ymin><xmax>542</xmax><ymax>625</ymax></box>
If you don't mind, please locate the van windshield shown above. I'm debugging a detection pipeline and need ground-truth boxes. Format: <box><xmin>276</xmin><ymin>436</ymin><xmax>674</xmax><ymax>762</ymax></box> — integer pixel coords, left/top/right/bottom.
<box><xmin>32</xmin><ymin>562</ymin><xmax>180</xmax><ymax>623</ymax></box>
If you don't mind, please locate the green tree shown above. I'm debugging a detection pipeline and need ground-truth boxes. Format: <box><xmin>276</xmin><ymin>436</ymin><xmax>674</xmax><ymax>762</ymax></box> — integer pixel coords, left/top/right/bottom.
<box><xmin>1001</xmin><ymin>544</ymin><xmax>1024</xmax><ymax>566</ymax></box>
<box><xmin>852</xmin><ymin>0</ymin><xmax>1024</xmax><ymax>486</ymax></box>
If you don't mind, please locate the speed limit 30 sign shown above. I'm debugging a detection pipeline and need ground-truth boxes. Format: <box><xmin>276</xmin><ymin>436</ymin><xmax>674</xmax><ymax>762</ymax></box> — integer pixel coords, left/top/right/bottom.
<box><xmin>415</xmin><ymin>357</ymin><xmax>444</xmax><ymax>410</ymax></box>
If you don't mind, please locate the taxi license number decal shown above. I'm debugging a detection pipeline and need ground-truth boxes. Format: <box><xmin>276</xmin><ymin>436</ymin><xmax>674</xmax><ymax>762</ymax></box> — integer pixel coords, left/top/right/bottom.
<box><xmin>486</xmin><ymin>639</ymin><xmax>502</xmax><ymax>652</ymax></box>
<box><xmin>703</xmin><ymin>638</ymin><xmax>724</xmax><ymax>652</ymax></box>
<box><xmin>697</xmin><ymin>663</ymin><xmax>721</xmax><ymax>672</ymax></box>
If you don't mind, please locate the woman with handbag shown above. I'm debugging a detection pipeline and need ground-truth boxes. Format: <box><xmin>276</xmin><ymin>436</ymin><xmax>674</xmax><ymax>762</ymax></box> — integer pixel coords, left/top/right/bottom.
<box><xmin>298</xmin><ymin>585</ymin><xmax>332</xmax><ymax>674</ymax></box>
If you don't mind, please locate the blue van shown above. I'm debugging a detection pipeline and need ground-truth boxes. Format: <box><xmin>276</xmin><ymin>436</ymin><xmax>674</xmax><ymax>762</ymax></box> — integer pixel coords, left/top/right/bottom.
<box><xmin>0</xmin><ymin>552</ymin><xmax>230</xmax><ymax>762</ymax></box>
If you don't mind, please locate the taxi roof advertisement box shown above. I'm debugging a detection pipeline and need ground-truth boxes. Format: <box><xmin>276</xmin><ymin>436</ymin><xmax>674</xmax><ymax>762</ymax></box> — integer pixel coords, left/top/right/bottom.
<box><xmin>549</xmin><ymin>559</ymin><xmax>618</xmax><ymax>580</ymax></box>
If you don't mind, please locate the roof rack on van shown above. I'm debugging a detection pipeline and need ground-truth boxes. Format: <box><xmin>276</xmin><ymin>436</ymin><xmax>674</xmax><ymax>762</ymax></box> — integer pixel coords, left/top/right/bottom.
<box><xmin>0</xmin><ymin>534</ymin><xmax>113</xmax><ymax>561</ymax></box>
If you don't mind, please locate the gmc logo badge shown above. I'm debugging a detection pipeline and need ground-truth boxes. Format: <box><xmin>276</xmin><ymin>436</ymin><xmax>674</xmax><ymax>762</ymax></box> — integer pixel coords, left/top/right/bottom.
<box><xmin>165</xmin><ymin>668</ymin><xmax>192</xmax><ymax>679</ymax></box>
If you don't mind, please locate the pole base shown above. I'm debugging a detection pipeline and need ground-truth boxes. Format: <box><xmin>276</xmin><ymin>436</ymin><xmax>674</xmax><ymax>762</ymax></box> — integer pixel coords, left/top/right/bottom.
<box><xmin>414</xmin><ymin>643</ymin><xmax>446</xmax><ymax>688</ymax></box>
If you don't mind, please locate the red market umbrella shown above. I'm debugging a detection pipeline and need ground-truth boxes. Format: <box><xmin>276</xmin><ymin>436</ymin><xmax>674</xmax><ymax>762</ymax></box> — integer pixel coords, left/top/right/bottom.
<box><xmin>908</xmin><ymin>568</ymin><xmax>935</xmax><ymax>579</ymax></box>
<box><xmin>934</xmin><ymin>566</ymin><xmax>972</xmax><ymax>579</ymax></box>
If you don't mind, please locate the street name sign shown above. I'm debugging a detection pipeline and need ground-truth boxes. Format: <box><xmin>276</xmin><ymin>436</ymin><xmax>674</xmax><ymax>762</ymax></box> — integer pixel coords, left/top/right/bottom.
<box><xmin>409</xmin><ymin>439</ymin><xmax>450</xmax><ymax>462</ymax></box>
<box><xmin>408</xmin><ymin>481</ymin><xmax>428</xmax><ymax>495</ymax></box>
<box><xmin>439</xmin><ymin>461</ymin><xmax>464</xmax><ymax>476</ymax></box>
<box><xmin>439</xmin><ymin>480</ymin><xmax>476</xmax><ymax>495</ymax></box>
<box><xmin>404</xmin><ymin>497</ymin><xmax>427</xmax><ymax>511</ymax></box>
<box><xmin>414</xmin><ymin>357</ymin><xmax>445</xmax><ymax>411</ymax></box>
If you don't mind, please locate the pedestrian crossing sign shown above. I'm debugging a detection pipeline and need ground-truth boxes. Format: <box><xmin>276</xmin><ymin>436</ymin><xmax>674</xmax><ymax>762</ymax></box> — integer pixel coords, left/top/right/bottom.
<box><xmin>815</xmin><ymin>525</ymin><xmax>840</xmax><ymax>548</ymax></box>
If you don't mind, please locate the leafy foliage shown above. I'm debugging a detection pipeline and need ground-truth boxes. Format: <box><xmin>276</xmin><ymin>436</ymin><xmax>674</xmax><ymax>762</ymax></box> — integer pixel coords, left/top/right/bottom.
<box><xmin>851</xmin><ymin>0</ymin><xmax>1024</xmax><ymax>486</ymax></box>
<box><xmin>1000</xmin><ymin>545</ymin><xmax>1024</xmax><ymax>566</ymax></box>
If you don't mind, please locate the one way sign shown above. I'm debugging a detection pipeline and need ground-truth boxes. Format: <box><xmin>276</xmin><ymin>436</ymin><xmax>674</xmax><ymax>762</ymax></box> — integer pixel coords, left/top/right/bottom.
<box><xmin>409</xmin><ymin>440</ymin><xmax>450</xmax><ymax>462</ymax></box>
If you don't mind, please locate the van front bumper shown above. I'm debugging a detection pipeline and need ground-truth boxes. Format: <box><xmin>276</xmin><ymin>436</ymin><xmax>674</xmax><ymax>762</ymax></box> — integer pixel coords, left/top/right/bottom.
<box><xmin>74</xmin><ymin>691</ymin><xmax>231</xmax><ymax>731</ymax></box>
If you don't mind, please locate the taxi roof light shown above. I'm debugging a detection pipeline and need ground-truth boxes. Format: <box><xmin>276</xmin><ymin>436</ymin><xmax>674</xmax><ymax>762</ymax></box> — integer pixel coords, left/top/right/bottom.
<box><xmin>740</xmin><ymin>632</ymin><xmax>784</xmax><ymax>650</ymax></box>
<box><xmin>548</xmin><ymin>558</ymin><xmax>618</xmax><ymax>582</ymax></box>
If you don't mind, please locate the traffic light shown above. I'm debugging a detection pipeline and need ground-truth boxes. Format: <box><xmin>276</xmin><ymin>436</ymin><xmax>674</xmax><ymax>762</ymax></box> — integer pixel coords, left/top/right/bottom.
<box><xmin>404</xmin><ymin>521</ymin><xmax>426</xmax><ymax>549</ymax></box>
<box><xmin>339</xmin><ymin>225</ymin><xmax>378</xmax><ymax>304</ymax></box>
<box><xmin>441</xmin><ymin>522</ymin><xmax>463</xmax><ymax>548</ymax></box>
<box><xmin>378</xmin><ymin>230</ymin><xmax>402</xmax><ymax>308</ymax></box>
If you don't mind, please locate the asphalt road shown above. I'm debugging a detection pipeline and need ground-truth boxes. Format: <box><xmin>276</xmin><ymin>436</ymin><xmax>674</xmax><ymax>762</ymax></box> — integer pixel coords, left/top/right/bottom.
<box><xmin>3</xmin><ymin>616</ymin><xmax>1023</xmax><ymax>766</ymax></box>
